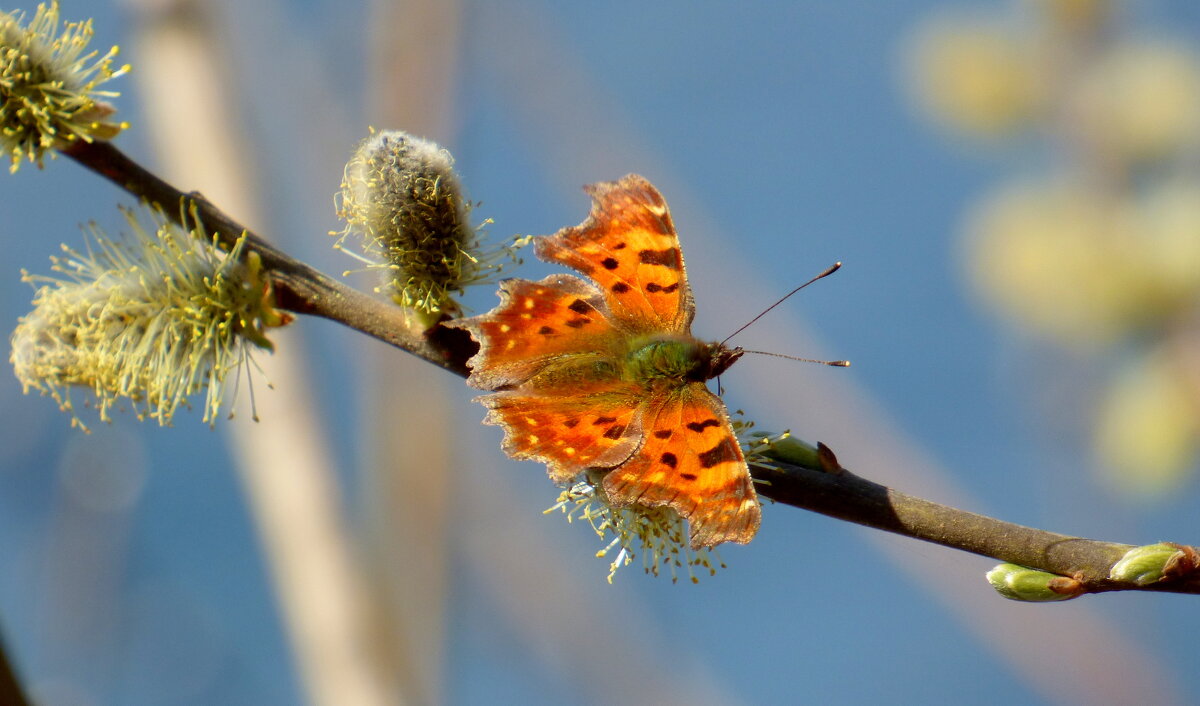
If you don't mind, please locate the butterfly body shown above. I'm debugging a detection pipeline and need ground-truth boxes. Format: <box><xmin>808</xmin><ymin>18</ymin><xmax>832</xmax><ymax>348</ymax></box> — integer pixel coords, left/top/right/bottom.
<box><xmin>452</xmin><ymin>175</ymin><xmax>761</xmax><ymax>548</ymax></box>
<box><xmin>624</xmin><ymin>336</ymin><xmax>740</xmax><ymax>384</ymax></box>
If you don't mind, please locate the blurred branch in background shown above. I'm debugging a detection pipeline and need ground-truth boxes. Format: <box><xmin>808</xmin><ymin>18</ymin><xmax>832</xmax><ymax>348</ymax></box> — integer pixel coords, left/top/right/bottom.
<box><xmin>358</xmin><ymin>1</ymin><xmax>460</xmax><ymax>703</ymax></box>
<box><xmin>905</xmin><ymin>0</ymin><xmax>1200</xmax><ymax>497</ymax></box>
<box><xmin>127</xmin><ymin>1</ymin><xmax>399</xmax><ymax>704</ymax></box>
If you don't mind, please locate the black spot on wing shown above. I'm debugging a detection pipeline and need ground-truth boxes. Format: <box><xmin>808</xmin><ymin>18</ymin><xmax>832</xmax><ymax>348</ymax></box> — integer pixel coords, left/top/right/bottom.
<box><xmin>593</xmin><ymin>416</ymin><xmax>617</xmax><ymax>425</ymax></box>
<box><xmin>698</xmin><ymin>437</ymin><xmax>740</xmax><ymax>469</ymax></box>
<box><xmin>565</xmin><ymin>317</ymin><xmax>591</xmax><ymax>328</ymax></box>
<box><xmin>687</xmin><ymin>419</ymin><xmax>720</xmax><ymax>433</ymax></box>
<box><xmin>603</xmin><ymin>424</ymin><xmax>626</xmax><ymax>440</ymax></box>
<box><xmin>611</xmin><ymin>282</ymin><xmax>631</xmax><ymax>294</ymax></box>
<box><xmin>537</xmin><ymin>326</ymin><xmax>555</xmax><ymax>335</ymax></box>
<box><xmin>563</xmin><ymin>418</ymin><xmax>580</xmax><ymax>428</ymax></box>
<box><xmin>680</xmin><ymin>472</ymin><xmax>698</xmax><ymax>481</ymax></box>
<box><xmin>653</xmin><ymin>429</ymin><xmax>672</xmax><ymax>439</ymax></box>
<box><xmin>637</xmin><ymin>248</ymin><xmax>681</xmax><ymax>269</ymax></box>
<box><xmin>568</xmin><ymin>299</ymin><xmax>593</xmax><ymax>314</ymax></box>
<box><xmin>601</xmin><ymin>257</ymin><xmax>619</xmax><ymax>270</ymax></box>
<box><xmin>660</xmin><ymin>452</ymin><xmax>677</xmax><ymax>468</ymax></box>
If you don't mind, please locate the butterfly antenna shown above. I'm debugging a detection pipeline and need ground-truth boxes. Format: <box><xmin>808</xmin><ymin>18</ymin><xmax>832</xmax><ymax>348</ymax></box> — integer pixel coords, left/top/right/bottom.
<box><xmin>741</xmin><ymin>350</ymin><xmax>850</xmax><ymax>367</ymax></box>
<box><xmin>720</xmin><ymin>262</ymin><xmax>842</xmax><ymax>346</ymax></box>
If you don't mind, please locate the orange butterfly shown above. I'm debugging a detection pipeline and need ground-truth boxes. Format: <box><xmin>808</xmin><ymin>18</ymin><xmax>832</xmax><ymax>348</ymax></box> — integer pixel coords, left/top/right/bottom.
<box><xmin>452</xmin><ymin>174</ymin><xmax>759</xmax><ymax>548</ymax></box>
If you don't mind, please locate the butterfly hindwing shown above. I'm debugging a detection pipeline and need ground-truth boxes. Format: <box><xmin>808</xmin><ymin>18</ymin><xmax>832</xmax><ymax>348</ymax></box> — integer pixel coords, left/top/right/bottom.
<box><xmin>480</xmin><ymin>389</ymin><xmax>643</xmax><ymax>482</ymax></box>
<box><xmin>602</xmin><ymin>384</ymin><xmax>760</xmax><ymax>549</ymax></box>
<box><xmin>453</xmin><ymin>274</ymin><xmax>618</xmax><ymax>390</ymax></box>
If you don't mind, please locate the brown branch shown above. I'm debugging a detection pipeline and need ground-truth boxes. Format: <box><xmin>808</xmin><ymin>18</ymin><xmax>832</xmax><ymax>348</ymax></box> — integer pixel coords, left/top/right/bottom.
<box><xmin>54</xmin><ymin>139</ymin><xmax>1200</xmax><ymax>598</ymax></box>
<box><xmin>61</xmin><ymin>139</ymin><xmax>477</xmax><ymax>377</ymax></box>
<box><xmin>751</xmin><ymin>460</ymin><xmax>1199</xmax><ymax>595</ymax></box>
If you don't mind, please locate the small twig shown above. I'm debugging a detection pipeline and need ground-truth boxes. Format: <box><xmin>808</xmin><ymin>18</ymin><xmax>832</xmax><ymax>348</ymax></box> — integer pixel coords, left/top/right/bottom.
<box><xmin>55</xmin><ymin>139</ymin><xmax>1200</xmax><ymax>596</ymax></box>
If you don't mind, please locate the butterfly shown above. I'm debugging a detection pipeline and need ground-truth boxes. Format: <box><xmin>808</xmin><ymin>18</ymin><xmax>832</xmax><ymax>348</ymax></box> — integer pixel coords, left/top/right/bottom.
<box><xmin>451</xmin><ymin>174</ymin><xmax>759</xmax><ymax>549</ymax></box>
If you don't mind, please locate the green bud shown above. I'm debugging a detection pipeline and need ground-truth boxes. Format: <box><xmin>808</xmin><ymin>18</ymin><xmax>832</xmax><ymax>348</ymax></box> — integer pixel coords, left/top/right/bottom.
<box><xmin>1108</xmin><ymin>542</ymin><xmax>1179</xmax><ymax>585</ymax></box>
<box><xmin>986</xmin><ymin>563</ymin><xmax>1083</xmax><ymax>602</ymax></box>
<box><xmin>751</xmin><ymin>434</ymin><xmax>819</xmax><ymax>468</ymax></box>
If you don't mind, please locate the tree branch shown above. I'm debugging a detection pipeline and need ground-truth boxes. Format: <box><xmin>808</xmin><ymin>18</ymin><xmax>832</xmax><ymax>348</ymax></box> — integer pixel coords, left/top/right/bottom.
<box><xmin>751</xmin><ymin>460</ymin><xmax>1199</xmax><ymax>595</ymax></box>
<box><xmin>62</xmin><ymin>139</ymin><xmax>477</xmax><ymax>377</ymax></box>
<box><xmin>55</xmin><ymin>139</ymin><xmax>1200</xmax><ymax>597</ymax></box>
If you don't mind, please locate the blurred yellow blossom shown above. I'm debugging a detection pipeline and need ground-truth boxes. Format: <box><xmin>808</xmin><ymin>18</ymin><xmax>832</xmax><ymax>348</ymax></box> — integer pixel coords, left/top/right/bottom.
<box><xmin>965</xmin><ymin>180</ymin><xmax>1145</xmax><ymax>347</ymax></box>
<box><xmin>967</xmin><ymin>178</ymin><xmax>1200</xmax><ymax>348</ymax></box>
<box><xmin>904</xmin><ymin>14</ymin><xmax>1042</xmax><ymax>138</ymax></box>
<box><xmin>1134</xmin><ymin>181</ymin><xmax>1200</xmax><ymax>313</ymax></box>
<box><xmin>1027</xmin><ymin>0</ymin><xmax>1110</xmax><ymax>32</ymax></box>
<box><xmin>913</xmin><ymin>1</ymin><xmax>1200</xmax><ymax>493</ymax></box>
<box><xmin>1095</xmin><ymin>351</ymin><xmax>1200</xmax><ymax>497</ymax></box>
<box><xmin>1075</xmin><ymin>40</ymin><xmax>1200</xmax><ymax>163</ymax></box>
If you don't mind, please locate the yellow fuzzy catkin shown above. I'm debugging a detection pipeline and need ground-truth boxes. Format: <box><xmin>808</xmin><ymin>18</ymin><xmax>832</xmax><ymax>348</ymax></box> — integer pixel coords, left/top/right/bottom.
<box><xmin>545</xmin><ymin>475</ymin><xmax>726</xmax><ymax>584</ymax></box>
<box><xmin>11</xmin><ymin>206</ymin><xmax>287</xmax><ymax>430</ymax></box>
<box><xmin>335</xmin><ymin>130</ymin><xmax>518</xmax><ymax>326</ymax></box>
<box><xmin>0</xmin><ymin>2</ymin><xmax>129</xmax><ymax>171</ymax></box>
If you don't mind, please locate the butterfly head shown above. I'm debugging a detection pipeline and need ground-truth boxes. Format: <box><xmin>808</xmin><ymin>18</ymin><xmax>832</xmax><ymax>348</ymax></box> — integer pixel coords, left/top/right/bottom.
<box><xmin>702</xmin><ymin>342</ymin><xmax>744</xmax><ymax>380</ymax></box>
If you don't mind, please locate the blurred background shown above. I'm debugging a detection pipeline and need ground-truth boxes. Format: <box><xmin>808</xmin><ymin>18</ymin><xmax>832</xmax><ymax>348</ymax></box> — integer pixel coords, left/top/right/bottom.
<box><xmin>2</xmin><ymin>0</ymin><xmax>1199</xmax><ymax>704</ymax></box>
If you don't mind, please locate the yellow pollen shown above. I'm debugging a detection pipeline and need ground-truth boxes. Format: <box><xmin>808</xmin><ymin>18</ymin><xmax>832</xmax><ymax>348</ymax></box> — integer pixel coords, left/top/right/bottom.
<box><xmin>524</xmin><ymin>298</ymin><xmax>535</xmax><ymax>309</ymax></box>
<box><xmin>506</xmin><ymin>340</ymin><xmax>517</xmax><ymax>349</ymax></box>
<box><xmin>520</xmin><ymin>313</ymin><xmax>532</xmax><ymax>320</ymax></box>
<box><xmin>499</xmin><ymin>323</ymin><xmax>511</xmax><ymax>332</ymax></box>
<box><xmin>564</xmin><ymin>447</ymin><xmax>576</xmax><ymax>456</ymax></box>
<box><xmin>524</xmin><ymin>416</ymin><xmax>538</xmax><ymax>425</ymax></box>
<box><xmin>527</xmin><ymin>434</ymin><xmax>539</xmax><ymax>444</ymax></box>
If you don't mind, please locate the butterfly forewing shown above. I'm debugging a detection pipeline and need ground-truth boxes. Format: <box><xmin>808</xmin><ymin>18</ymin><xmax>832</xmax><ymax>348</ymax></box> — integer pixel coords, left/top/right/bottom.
<box><xmin>535</xmin><ymin>175</ymin><xmax>695</xmax><ymax>335</ymax></box>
